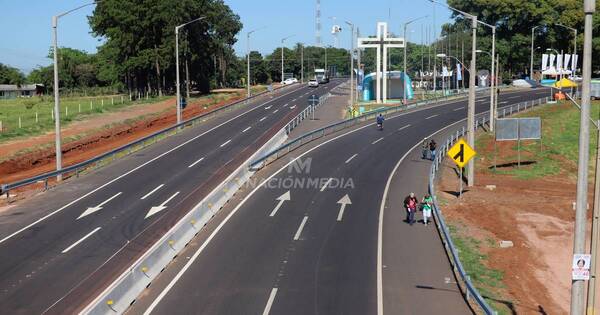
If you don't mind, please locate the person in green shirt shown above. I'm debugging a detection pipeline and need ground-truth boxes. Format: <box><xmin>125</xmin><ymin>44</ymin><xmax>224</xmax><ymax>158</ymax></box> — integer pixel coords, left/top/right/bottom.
<box><xmin>421</xmin><ymin>194</ymin><xmax>433</xmax><ymax>226</ymax></box>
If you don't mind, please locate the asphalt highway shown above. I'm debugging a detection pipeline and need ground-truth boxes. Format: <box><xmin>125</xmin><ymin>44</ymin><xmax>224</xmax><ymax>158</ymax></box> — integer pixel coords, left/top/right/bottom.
<box><xmin>139</xmin><ymin>88</ymin><xmax>551</xmax><ymax>315</ymax></box>
<box><xmin>0</xmin><ymin>80</ymin><xmax>341</xmax><ymax>314</ymax></box>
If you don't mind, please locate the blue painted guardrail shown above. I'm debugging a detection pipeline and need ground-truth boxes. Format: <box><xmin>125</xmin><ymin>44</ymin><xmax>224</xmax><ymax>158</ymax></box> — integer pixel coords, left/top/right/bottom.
<box><xmin>428</xmin><ymin>95</ymin><xmax>549</xmax><ymax>314</ymax></box>
<box><xmin>0</xmin><ymin>83</ymin><xmax>299</xmax><ymax>196</ymax></box>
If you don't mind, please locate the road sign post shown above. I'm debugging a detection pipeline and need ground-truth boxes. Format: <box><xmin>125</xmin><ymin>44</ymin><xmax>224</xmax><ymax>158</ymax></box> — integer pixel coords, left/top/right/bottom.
<box><xmin>308</xmin><ymin>95</ymin><xmax>319</xmax><ymax>120</ymax></box>
<box><xmin>447</xmin><ymin>138</ymin><xmax>476</xmax><ymax>197</ymax></box>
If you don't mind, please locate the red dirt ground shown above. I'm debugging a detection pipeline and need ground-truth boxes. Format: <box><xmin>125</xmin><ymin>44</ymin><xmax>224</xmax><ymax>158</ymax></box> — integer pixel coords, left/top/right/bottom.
<box><xmin>437</xmin><ymin>133</ymin><xmax>593</xmax><ymax>314</ymax></box>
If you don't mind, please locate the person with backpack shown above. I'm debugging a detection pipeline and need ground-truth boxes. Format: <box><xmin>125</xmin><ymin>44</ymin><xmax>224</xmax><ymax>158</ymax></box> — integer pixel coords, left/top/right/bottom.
<box><xmin>404</xmin><ymin>192</ymin><xmax>418</xmax><ymax>225</ymax></box>
<box><xmin>421</xmin><ymin>138</ymin><xmax>429</xmax><ymax>159</ymax></box>
<box><xmin>429</xmin><ymin>139</ymin><xmax>437</xmax><ymax>161</ymax></box>
<box><xmin>421</xmin><ymin>194</ymin><xmax>433</xmax><ymax>226</ymax></box>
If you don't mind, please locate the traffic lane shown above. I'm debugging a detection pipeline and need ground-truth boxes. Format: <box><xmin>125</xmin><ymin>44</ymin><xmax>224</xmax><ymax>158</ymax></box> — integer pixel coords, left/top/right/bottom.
<box><xmin>47</xmin><ymin>84</ymin><xmax>343</xmax><ymax>314</ymax></box>
<box><xmin>382</xmin><ymin>122</ymin><xmax>472</xmax><ymax>315</ymax></box>
<box><xmin>0</xmin><ymin>83</ymin><xmax>340</xmax><ymax>313</ymax></box>
<box><xmin>0</xmin><ymin>82</ymin><xmax>307</xmax><ymax>241</ymax></box>
<box><xmin>138</xmin><ymin>87</ymin><xmax>544</xmax><ymax>314</ymax></box>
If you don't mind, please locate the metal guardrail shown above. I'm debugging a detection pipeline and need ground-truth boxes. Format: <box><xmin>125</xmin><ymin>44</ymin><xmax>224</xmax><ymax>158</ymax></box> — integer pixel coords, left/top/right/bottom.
<box><xmin>250</xmin><ymin>89</ymin><xmax>475</xmax><ymax>170</ymax></box>
<box><xmin>428</xmin><ymin>96</ymin><xmax>549</xmax><ymax>314</ymax></box>
<box><xmin>0</xmin><ymin>83</ymin><xmax>299</xmax><ymax>196</ymax></box>
<box><xmin>82</xmin><ymin>84</ymin><xmax>334</xmax><ymax>314</ymax></box>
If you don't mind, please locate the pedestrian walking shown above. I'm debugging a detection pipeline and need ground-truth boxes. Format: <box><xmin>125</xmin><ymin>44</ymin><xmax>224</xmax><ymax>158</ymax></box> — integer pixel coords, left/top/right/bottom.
<box><xmin>421</xmin><ymin>194</ymin><xmax>433</xmax><ymax>226</ymax></box>
<box><xmin>404</xmin><ymin>192</ymin><xmax>418</xmax><ymax>225</ymax></box>
<box><xmin>421</xmin><ymin>138</ymin><xmax>429</xmax><ymax>159</ymax></box>
<box><xmin>429</xmin><ymin>139</ymin><xmax>437</xmax><ymax>161</ymax></box>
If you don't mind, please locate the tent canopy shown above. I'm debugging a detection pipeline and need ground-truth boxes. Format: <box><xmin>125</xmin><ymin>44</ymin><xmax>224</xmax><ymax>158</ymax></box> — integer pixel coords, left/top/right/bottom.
<box><xmin>554</xmin><ymin>78</ymin><xmax>577</xmax><ymax>88</ymax></box>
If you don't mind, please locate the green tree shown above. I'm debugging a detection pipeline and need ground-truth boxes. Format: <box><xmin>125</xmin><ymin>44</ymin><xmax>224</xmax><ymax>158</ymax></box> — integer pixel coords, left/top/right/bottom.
<box><xmin>0</xmin><ymin>63</ymin><xmax>26</xmax><ymax>85</ymax></box>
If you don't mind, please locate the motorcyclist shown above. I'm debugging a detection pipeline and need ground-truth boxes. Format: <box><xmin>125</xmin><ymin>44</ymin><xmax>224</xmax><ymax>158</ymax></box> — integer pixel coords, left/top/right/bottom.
<box><xmin>376</xmin><ymin>113</ymin><xmax>385</xmax><ymax>130</ymax></box>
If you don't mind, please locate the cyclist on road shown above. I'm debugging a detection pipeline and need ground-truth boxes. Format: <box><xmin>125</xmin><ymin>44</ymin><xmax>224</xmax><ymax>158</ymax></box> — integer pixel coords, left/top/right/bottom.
<box><xmin>376</xmin><ymin>113</ymin><xmax>385</xmax><ymax>130</ymax></box>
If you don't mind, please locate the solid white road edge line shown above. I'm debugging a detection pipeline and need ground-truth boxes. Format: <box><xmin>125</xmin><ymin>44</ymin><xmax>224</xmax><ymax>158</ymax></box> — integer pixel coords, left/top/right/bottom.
<box><xmin>345</xmin><ymin>153</ymin><xmax>358</xmax><ymax>164</ymax></box>
<box><xmin>141</xmin><ymin>185</ymin><xmax>164</xmax><ymax>199</ymax></box>
<box><xmin>61</xmin><ymin>227</ymin><xmax>101</xmax><ymax>254</ymax></box>
<box><xmin>143</xmin><ymin>89</ymin><xmax>525</xmax><ymax>314</ymax></box>
<box><xmin>187</xmin><ymin>157</ymin><xmax>205</xmax><ymax>168</ymax></box>
<box><xmin>293</xmin><ymin>216</ymin><xmax>309</xmax><ymax>241</ymax></box>
<box><xmin>376</xmin><ymin>116</ymin><xmax>471</xmax><ymax>315</ymax></box>
<box><xmin>262</xmin><ymin>288</ymin><xmax>278</xmax><ymax>315</ymax></box>
<box><xmin>0</xmin><ymin>84</ymin><xmax>306</xmax><ymax>245</ymax></box>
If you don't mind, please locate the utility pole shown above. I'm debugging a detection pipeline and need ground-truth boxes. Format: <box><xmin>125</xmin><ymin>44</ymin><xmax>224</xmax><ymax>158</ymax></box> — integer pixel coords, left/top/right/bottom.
<box><xmin>52</xmin><ymin>15</ymin><xmax>63</xmax><ymax>181</ymax></box>
<box><xmin>572</xmin><ymin>0</ymin><xmax>595</xmax><ymax>313</ymax></box>
<box><xmin>301</xmin><ymin>44</ymin><xmax>304</xmax><ymax>83</ymax></box>
<box><xmin>588</xmin><ymin>119</ymin><xmax>600</xmax><ymax>314</ymax></box>
<box><xmin>404</xmin><ymin>15</ymin><xmax>428</xmax><ymax>104</ymax></box>
<box><xmin>345</xmin><ymin>21</ymin><xmax>355</xmax><ymax>107</ymax></box>
<box><xmin>530</xmin><ymin>26</ymin><xmax>539</xmax><ymax>80</ymax></box>
<box><xmin>176</xmin><ymin>17</ymin><xmax>205</xmax><ymax>125</ymax></box>
<box><xmin>247</xmin><ymin>31</ymin><xmax>252</xmax><ymax>98</ymax></box>
<box><xmin>281</xmin><ymin>35</ymin><xmax>295</xmax><ymax>83</ymax></box>
<box><xmin>467</xmin><ymin>15</ymin><xmax>477</xmax><ymax>187</ymax></box>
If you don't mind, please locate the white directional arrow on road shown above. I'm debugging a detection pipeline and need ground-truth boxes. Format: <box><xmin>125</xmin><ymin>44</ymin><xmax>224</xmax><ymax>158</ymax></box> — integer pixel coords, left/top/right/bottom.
<box><xmin>336</xmin><ymin>194</ymin><xmax>352</xmax><ymax>221</ymax></box>
<box><xmin>289</xmin><ymin>105</ymin><xmax>296</xmax><ymax>109</ymax></box>
<box><xmin>77</xmin><ymin>192</ymin><xmax>122</xmax><ymax>220</ymax></box>
<box><xmin>145</xmin><ymin>191</ymin><xmax>180</xmax><ymax>219</ymax></box>
<box><xmin>269</xmin><ymin>191</ymin><xmax>291</xmax><ymax>217</ymax></box>
<box><xmin>264</xmin><ymin>105</ymin><xmax>272</xmax><ymax>110</ymax></box>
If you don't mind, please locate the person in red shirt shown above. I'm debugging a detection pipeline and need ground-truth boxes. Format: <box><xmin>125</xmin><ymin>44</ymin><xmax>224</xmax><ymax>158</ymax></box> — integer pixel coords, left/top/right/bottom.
<box><xmin>404</xmin><ymin>192</ymin><xmax>418</xmax><ymax>226</ymax></box>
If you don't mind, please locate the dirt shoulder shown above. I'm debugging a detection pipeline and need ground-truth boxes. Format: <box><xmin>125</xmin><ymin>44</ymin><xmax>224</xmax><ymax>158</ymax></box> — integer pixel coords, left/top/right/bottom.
<box><xmin>436</xmin><ymin>101</ymin><xmax>600</xmax><ymax>314</ymax></box>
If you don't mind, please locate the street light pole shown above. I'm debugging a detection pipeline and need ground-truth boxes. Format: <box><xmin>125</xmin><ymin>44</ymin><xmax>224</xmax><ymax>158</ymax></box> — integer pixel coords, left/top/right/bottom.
<box><xmin>301</xmin><ymin>44</ymin><xmax>304</xmax><ymax>83</ymax></box>
<box><xmin>175</xmin><ymin>17</ymin><xmax>205</xmax><ymax>125</ymax></box>
<box><xmin>345</xmin><ymin>21</ymin><xmax>355</xmax><ymax>107</ymax></box>
<box><xmin>572</xmin><ymin>1</ymin><xmax>595</xmax><ymax>314</ymax></box>
<box><xmin>403</xmin><ymin>15</ymin><xmax>428</xmax><ymax>105</ymax></box>
<box><xmin>52</xmin><ymin>1</ymin><xmax>99</xmax><ymax>181</ymax></box>
<box><xmin>490</xmin><ymin>26</ymin><xmax>496</xmax><ymax>131</ymax></box>
<box><xmin>280</xmin><ymin>35</ymin><xmax>295</xmax><ymax>83</ymax></box>
<box><xmin>246</xmin><ymin>27</ymin><xmax>266</xmax><ymax>98</ymax></box>
<box><xmin>530</xmin><ymin>26</ymin><xmax>540</xmax><ymax>79</ymax></box>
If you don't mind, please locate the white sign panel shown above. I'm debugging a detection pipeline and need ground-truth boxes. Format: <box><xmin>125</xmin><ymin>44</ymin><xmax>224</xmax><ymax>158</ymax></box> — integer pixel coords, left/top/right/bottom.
<box><xmin>572</xmin><ymin>254</ymin><xmax>591</xmax><ymax>280</ymax></box>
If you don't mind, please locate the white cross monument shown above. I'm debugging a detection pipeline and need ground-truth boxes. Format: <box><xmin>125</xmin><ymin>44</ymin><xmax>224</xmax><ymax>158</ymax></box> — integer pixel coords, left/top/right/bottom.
<box><xmin>357</xmin><ymin>22</ymin><xmax>405</xmax><ymax>104</ymax></box>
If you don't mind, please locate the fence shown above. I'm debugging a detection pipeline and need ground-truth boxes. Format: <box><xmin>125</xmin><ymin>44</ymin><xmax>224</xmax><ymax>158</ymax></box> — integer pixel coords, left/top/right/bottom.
<box><xmin>0</xmin><ymin>83</ymin><xmax>299</xmax><ymax>196</ymax></box>
<box><xmin>428</xmin><ymin>96</ymin><xmax>549</xmax><ymax>314</ymax></box>
<box><xmin>250</xmin><ymin>88</ymin><xmax>475</xmax><ymax>170</ymax></box>
<box><xmin>81</xmin><ymin>87</ymin><xmax>333</xmax><ymax>314</ymax></box>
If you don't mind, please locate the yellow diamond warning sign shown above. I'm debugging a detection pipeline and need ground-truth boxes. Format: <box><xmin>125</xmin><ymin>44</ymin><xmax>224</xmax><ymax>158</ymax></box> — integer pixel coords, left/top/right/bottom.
<box><xmin>447</xmin><ymin>138</ymin><xmax>476</xmax><ymax>168</ymax></box>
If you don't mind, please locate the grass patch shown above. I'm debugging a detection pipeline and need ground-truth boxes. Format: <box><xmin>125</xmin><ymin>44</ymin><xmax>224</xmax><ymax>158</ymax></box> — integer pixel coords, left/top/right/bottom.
<box><xmin>448</xmin><ymin>223</ymin><xmax>511</xmax><ymax>315</ymax></box>
<box><xmin>475</xmin><ymin>100</ymin><xmax>600</xmax><ymax>180</ymax></box>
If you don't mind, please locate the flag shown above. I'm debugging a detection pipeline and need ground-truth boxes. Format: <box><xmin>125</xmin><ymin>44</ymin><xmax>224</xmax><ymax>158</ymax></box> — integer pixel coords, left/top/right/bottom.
<box><xmin>557</xmin><ymin>54</ymin><xmax>563</xmax><ymax>70</ymax></box>
<box><xmin>549</xmin><ymin>54</ymin><xmax>556</xmax><ymax>69</ymax></box>
<box><xmin>542</xmin><ymin>54</ymin><xmax>549</xmax><ymax>71</ymax></box>
<box><xmin>572</xmin><ymin>54</ymin><xmax>578</xmax><ymax>72</ymax></box>
<box><xmin>564</xmin><ymin>54</ymin><xmax>571</xmax><ymax>71</ymax></box>
<box><xmin>457</xmin><ymin>63</ymin><xmax>462</xmax><ymax>81</ymax></box>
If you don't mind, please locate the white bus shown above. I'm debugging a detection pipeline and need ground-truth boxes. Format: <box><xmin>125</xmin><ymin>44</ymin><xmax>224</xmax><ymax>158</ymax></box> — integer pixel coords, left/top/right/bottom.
<box><xmin>315</xmin><ymin>69</ymin><xmax>329</xmax><ymax>83</ymax></box>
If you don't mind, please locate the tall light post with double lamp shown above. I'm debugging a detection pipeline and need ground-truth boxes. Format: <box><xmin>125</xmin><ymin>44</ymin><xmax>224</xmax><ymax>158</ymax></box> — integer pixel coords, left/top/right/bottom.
<box><xmin>52</xmin><ymin>1</ymin><xmax>100</xmax><ymax>181</ymax></box>
<box><xmin>345</xmin><ymin>21</ymin><xmax>355</xmax><ymax>107</ymax></box>
<box><xmin>556</xmin><ymin>23</ymin><xmax>578</xmax><ymax>70</ymax></box>
<box><xmin>403</xmin><ymin>15</ymin><xmax>428</xmax><ymax>104</ymax></box>
<box><xmin>175</xmin><ymin>17</ymin><xmax>205</xmax><ymax>125</ymax></box>
<box><xmin>530</xmin><ymin>25</ymin><xmax>542</xmax><ymax>79</ymax></box>
<box><xmin>429</xmin><ymin>0</ymin><xmax>478</xmax><ymax>187</ymax></box>
<box><xmin>280</xmin><ymin>35</ymin><xmax>295</xmax><ymax>83</ymax></box>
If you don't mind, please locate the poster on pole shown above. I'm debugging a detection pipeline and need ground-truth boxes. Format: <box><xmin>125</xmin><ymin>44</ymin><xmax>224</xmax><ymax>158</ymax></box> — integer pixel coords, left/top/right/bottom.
<box><xmin>572</xmin><ymin>254</ymin><xmax>591</xmax><ymax>280</ymax></box>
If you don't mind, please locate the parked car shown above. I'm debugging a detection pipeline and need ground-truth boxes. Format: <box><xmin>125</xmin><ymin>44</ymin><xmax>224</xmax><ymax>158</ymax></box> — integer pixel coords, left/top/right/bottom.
<box><xmin>308</xmin><ymin>79</ymin><xmax>319</xmax><ymax>87</ymax></box>
<box><xmin>282</xmin><ymin>78</ymin><xmax>298</xmax><ymax>85</ymax></box>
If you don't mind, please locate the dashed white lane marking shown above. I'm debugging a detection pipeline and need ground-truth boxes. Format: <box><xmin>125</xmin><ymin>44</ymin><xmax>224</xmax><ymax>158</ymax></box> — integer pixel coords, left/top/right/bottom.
<box><xmin>242</xmin><ymin>126</ymin><xmax>252</xmax><ymax>133</ymax></box>
<box><xmin>398</xmin><ymin>124</ymin><xmax>411</xmax><ymax>131</ymax></box>
<box><xmin>372</xmin><ymin>137</ymin><xmax>384</xmax><ymax>145</ymax></box>
<box><xmin>220</xmin><ymin>139</ymin><xmax>231</xmax><ymax>147</ymax></box>
<box><xmin>453</xmin><ymin>107</ymin><xmax>465</xmax><ymax>111</ymax></box>
<box><xmin>290</xmin><ymin>105</ymin><xmax>296</xmax><ymax>109</ymax></box>
<box><xmin>264</xmin><ymin>105</ymin><xmax>272</xmax><ymax>110</ymax></box>
<box><xmin>320</xmin><ymin>178</ymin><xmax>333</xmax><ymax>192</ymax></box>
<box><xmin>500</xmin><ymin>101</ymin><xmax>508</xmax><ymax>104</ymax></box>
<box><xmin>187</xmin><ymin>157</ymin><xmax>205</xmax><ymax>168</ymax></box>
<box><xmin>345</xmin><ymin>154</ymin><xmax>358</xmax><ymax>164</ymax></box>
<box><xmin>273</xmin><ymin>109</ymin><xmax>279</xmax><ymax>113</ymax></box>
<box><xmin>262</xmin><ymin>288</ymin><xmax>278</xmax><ymax>315</ymax></box>
<box><xmin>260</xmin><ymin>116</ymin><xmax>267</xmax><ymax>122</ymax></box>
<box><xmin>293</xmin><ymin>216</ymin><xmax>309</xmax><ymax>241</ymax></box>
<box><xmin>425</xmin><ymin>114</ymin><xmax>438</xmax><ymax>120</ymax></box>
<box><xmin>61</xmin><ymin>227</ymin><xmax>101</xmax><ymax>254</ymax></box>
<box><xmin>141</xmin><ymin>184</ymin><xmax>165</xmax><ymax>199</ymax></box>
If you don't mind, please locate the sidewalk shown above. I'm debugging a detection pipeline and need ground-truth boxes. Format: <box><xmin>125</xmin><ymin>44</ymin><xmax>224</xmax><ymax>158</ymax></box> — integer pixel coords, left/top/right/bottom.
<box><xmin>287</xmin><ymin>82</ymin><xmax>350</xmax><ymax>138</ymax></box>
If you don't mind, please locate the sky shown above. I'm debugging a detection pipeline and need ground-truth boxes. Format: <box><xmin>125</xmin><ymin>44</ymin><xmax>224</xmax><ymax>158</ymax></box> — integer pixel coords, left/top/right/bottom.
<box><xmin>0</xmin><ymin>0</ymin><xmax>453</xmax><ymax>74</ymax></box>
